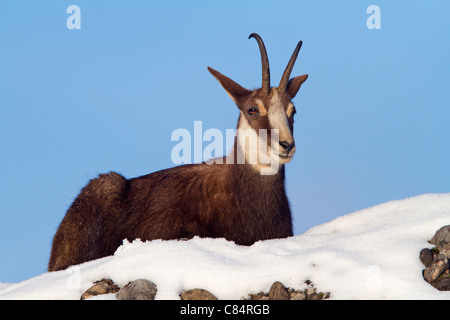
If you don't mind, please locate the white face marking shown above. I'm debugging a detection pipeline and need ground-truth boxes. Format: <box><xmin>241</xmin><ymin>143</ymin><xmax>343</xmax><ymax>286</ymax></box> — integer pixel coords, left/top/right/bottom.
<box><xmin>235</xmin><ymin>112</ymin><xmax>280</xmax><ymax>175</ymax></box>
<box><xmin>236</xmin><ymin>112</ymin><xmax>259</xmax><ymax>165</ymax></box>
<box><xmin>267</xmin><ymin>90</ymin><xmax>295</xmax><ymax>159</ymax></box>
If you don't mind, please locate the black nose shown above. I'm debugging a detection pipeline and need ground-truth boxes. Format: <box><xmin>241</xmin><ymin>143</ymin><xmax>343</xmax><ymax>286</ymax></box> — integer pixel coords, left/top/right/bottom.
<box><xmin>279</xmin><ymin>141</ymin><xmax>295</xmax><ymax>154</ymax></box>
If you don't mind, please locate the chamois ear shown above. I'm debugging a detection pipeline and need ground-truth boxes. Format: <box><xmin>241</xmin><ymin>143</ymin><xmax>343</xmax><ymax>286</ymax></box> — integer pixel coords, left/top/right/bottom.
<box><xmin>286</xmin><ymin>74</ymin><xmax>308</xmax><ymax>99</ymax></box>
<box><xmin>208</xmin><ymin>67</ymin><xmax>252</xmax><ymax>105</ymax></box>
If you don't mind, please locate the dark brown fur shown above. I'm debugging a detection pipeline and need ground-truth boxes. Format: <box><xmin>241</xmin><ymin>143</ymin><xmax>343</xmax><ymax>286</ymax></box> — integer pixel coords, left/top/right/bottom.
<box><xmin>48</xmin><ymin>156</ymin><xmax>292</xmax><ymax>271</ymax></box>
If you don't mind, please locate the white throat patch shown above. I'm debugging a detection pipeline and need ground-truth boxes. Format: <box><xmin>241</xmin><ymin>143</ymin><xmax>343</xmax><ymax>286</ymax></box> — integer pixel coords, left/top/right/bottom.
<box><xmin>234</xmin><ymin>112</ymin><xmax>280</xmax><ymax>175</ymax></box>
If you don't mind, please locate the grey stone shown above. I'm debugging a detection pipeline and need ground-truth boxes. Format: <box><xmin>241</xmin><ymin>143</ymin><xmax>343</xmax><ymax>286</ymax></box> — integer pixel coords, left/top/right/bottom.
<box><xmin>434</xmin><ymin>278</ymin><xmax>450</xmax><ymax>291</ymax></box>
<box><xmin>180</xmin><ymin>288</ymin><xmax>217</xmax><ymax>300</ymax></box>
<box><xmin>80</xmin><ymin>278</ymin><xmax>120</xmax><ymax>300</ymax></box>
<box><xmin>290</xmin><ymin>291</ymin><xmax>306</xmax><ymax>300</ymax></box>
<box><xmin>116</xmin><ymin>279</ymin><xmax>157</xmax><ymax>300</ymax></box>
<box><xmin>430</xmin><ymin>225</ymin><xmax>450</xmax><ymax>256</ymax></box>
<box><xmin>268</xmin><ymin>281</ymin><xmax>290</xmax><ymax>300</ymax></box>
<box><xmin>420</xmin><ymin>248</ymin><xmax>434</xmax><ymax>267</ymax></box>
<box><xmin>423</xmin><ymin>254</ymin><xmax>449</xmax><ymax>284</ymax></box>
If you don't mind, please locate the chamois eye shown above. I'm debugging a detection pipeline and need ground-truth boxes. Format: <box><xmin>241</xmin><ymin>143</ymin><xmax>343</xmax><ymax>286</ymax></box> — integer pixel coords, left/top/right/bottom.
<box><xmin>290</xmin><ymin>107</ymin><xmax>297</xmax><ymax>118</ymax></box>
<box><xmin>247</xmin><ymin>107</ymin><xmax>259</xmax><ymax>116</ymax></box>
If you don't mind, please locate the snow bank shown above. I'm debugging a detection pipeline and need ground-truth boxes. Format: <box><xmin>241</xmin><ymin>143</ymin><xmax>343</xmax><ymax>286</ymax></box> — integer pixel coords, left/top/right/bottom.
<box><xmin>1</xmin><ymin>193</ymin><xmax>450</xmax><ymax>300</ymax></box>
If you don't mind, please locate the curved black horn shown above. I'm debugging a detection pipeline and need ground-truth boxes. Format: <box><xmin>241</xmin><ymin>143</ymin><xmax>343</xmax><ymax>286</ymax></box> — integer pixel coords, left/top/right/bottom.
<box><xmin>248</xmin><ymin>33</ymin><xmax>270</xmax><ymax>94</ymax></box>
<box><xmin>278</xmin><ymin>40</ymin><xmax>303</xmax><ymax>94</ymax></box>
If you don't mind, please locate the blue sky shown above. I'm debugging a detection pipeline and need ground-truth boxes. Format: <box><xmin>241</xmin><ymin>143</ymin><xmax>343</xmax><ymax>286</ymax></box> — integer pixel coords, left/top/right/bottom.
<box><xmin>1</xmin><ymin>0</ymin><xmax>449</xmax><ymax>283</ymax></box>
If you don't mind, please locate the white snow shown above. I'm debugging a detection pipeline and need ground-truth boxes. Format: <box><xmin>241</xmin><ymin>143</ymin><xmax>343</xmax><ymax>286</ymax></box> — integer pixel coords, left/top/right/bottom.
<box><xmin>1</xmin><ymin>193</ymin><xmax>450</xmax><ymax>300</ymax></box>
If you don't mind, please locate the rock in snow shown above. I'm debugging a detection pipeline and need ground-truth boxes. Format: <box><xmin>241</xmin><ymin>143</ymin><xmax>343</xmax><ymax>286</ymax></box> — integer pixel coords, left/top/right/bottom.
<box><xmin>180</xmin><ymin>289</ymin><xmax>217</xmax><ymax>300</ymax></box>
<box><xmin>423</xmin><ymin>254</ymin><xmax>449</xmax><ymax>284</ymax></box>
<box><xmin>116</xmin><ymin>279</ymin><xmax>157</xmax><ymax>300</ymax></box>
<box><xmin>268</xmin><ymin>281</ymin><xmax>290</xmax><ymax>300</ymax></box>
<box><xmin>419</xmin><ymin>248</ymin><xmax>434</xmax><ymax>267</ymax></box>
<box><xmin>430</xmin><ymin>225</ymin><xmax>450</xmax><ymax>256</ymax></box>
<box><xmin>1</xmin><ymin>193</ymin><xmax>450</xmax><ymax>300</ymax></box>
<box><xmin>420</xmin><ymin>225</ymin><xmax>450</xmax><ymax>290</ymax></box>
<box><xmin>80</xmin><ymin>278</ymin><xmax>119</xmax><ymax>300</ymax></box>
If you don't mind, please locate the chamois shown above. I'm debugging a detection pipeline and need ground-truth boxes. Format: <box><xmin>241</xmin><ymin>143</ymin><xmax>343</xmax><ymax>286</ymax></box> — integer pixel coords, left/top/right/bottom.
<box><xmin>48</xmin><ymin>33</ymin><xmax>308</xmax><ymax>272</ymax></box>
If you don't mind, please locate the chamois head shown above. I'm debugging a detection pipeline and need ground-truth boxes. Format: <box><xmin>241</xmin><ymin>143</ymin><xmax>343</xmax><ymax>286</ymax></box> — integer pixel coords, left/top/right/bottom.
<box><xmin>208</xmin><ymin>33</ymin><xmax>308</xmax><ymax>173</ymax></box>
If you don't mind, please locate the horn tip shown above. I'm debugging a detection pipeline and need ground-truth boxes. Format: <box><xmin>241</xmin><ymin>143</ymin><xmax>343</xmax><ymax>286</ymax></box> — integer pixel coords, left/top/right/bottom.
<box><xmin>248</xmin><ymin>33</ymin><xmax>259</xmax><ymax>40</ymax></box>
